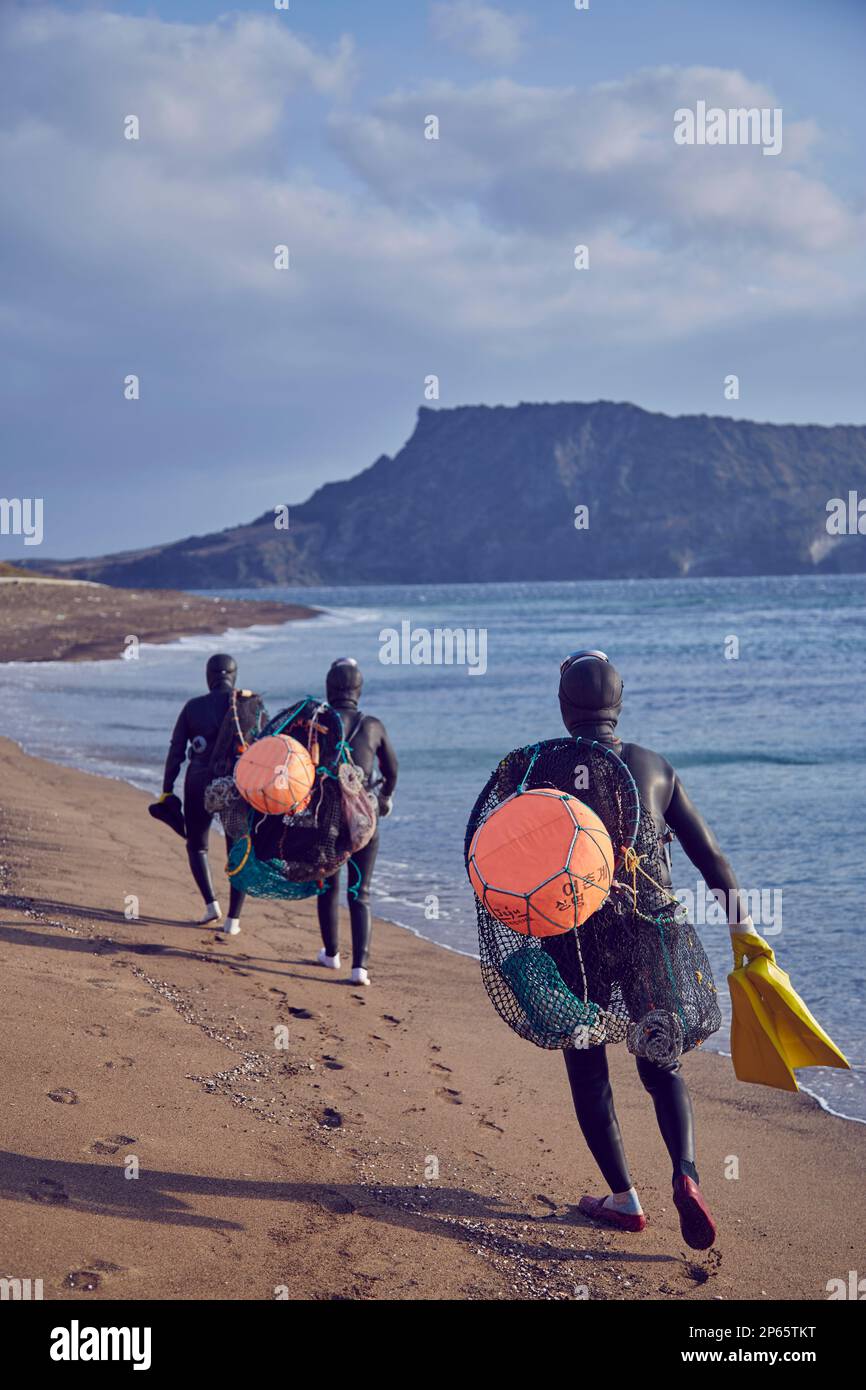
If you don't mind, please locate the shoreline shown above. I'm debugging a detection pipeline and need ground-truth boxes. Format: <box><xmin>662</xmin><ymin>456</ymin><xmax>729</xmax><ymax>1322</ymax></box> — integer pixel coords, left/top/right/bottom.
<box><xmin>1</xmin><ymin>735</ymin><xmax>864</xmax><ymax>1301</ymax></box>
<box><xmin>0</xmin><ymin>714</ymin><xmax>860</xmax><ymax>1131</ymax></box>
<box><xmin>0</xmin><ymin>577</ymin><xmax>320</xmax><ymax>663</ymax></box>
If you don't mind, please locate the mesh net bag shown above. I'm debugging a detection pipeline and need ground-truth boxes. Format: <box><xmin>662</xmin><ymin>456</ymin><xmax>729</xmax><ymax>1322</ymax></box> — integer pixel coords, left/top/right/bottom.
<box><xmin>225</xmin><ymin>832</ymin><xmax>321</xmax><ymax>900</ymax></box>
<box><xmin>465</xmin><ymin>738</ymin><xmax>721</xmax><ymax>1059</ymax></box>
<box><xmin>206</xmin><ymin>780</ymin><xmax>250</xmax><ymax>843</ymax></box>
<box><xmin>223</xmin><ymin>697</ymin><xmax>367</xmax><ymax>900</ymax></box>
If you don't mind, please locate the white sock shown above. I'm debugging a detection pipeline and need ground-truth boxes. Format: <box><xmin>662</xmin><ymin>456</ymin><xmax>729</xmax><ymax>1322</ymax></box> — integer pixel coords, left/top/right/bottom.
<box><xmin>316</xmin><ymin>948</ymin><xmax>341</xmax><ymax>970</ymax></box>
<box><xmin>221</xmin><ymin>917</ymin><xmax>241</xmax><ymax>936</ymax></box>
<box><xmin>602</xmin><ymin>1187</ymin><xmax>643</xmax><ymax>1216</ymax></box>
<box><xmin>351</xmin><ymin>967</ymin><xmax>370</xmax><ymax>987</ymax></box>
<box><xmin>200</xmin><ymin>901</ymin><xmax>221</xmax><ymax>924</ymax></box>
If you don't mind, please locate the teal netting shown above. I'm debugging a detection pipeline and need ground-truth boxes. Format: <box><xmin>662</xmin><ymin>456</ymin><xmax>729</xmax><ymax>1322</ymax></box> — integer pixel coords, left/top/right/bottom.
<box><xmin>217</xmin><ymin>695</ymin><xmax>368</xmax><ymax>901</ymax></box>
<box><xmin>226</xmin><ymin>831</ymin><xmax>322</xmax><ymax>901</ymax></box>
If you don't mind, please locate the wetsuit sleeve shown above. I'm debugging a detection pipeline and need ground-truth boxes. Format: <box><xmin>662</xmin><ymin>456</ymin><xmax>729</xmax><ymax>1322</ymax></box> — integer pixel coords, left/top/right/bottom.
<box><xmin>375</xmin><ymin>724</ymin><xmax>398</xmax><ymax>797</ymax></box>
<box><xmin>163</xmin><ymin>704</ymin><xmax>190</xmax><ymax>793</ymax></box>
<box><xmin>665</xmin><ymin>775</ymin><xmax>746</xmax><ymax>925</ymax></box>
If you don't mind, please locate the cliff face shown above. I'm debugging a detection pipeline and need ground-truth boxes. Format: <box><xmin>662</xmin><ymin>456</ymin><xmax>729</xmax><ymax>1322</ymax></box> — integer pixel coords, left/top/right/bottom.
<box><xmin>25</xmin><ymin>402</ymin><xmax>866</xmax><ymax>587</ymax></box>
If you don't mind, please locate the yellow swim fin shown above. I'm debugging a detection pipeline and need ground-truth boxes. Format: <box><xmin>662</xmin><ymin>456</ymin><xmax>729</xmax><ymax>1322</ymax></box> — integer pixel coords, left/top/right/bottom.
<box><xmin>728</xmin><ymin>931</ymin><xmax>850</xmax><ymax>1091</ymax></box>
<box><xmin>728</xmin><ymin>961</ymin><xmax>798</xmax><ymax>1090</ymax></box>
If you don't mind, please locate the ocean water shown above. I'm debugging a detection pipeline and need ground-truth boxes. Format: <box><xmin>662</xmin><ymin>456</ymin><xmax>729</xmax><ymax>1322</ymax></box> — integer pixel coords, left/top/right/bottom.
<box><xmin>1</xmin><ymin>575</ymin><xmax>864</xmax><ymax>1121</ymax></box>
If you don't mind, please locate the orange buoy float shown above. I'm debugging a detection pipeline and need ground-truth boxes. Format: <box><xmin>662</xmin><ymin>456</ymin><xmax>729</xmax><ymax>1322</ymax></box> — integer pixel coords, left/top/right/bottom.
<box><xmin>467</xmin><ymin>788</ymin><xmax>614</xmax><ymax>936</ymax></box>
<box><xmin>234</xmin><ymin>735</ymin><xmax>315</xmax><ymax>816</ymax></box>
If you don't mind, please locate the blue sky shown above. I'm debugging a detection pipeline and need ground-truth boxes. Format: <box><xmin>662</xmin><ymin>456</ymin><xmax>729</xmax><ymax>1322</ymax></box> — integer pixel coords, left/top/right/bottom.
<box><xmin>2</xmin><ymin>0</ymin><xmax>864</xmax><ymax>557</ymax></box>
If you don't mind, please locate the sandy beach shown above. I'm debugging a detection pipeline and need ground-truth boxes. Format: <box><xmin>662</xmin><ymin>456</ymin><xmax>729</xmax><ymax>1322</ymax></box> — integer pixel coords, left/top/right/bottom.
<box><xmin>0</xmin><ymin>578</ymin><xmax>318</xmax><ymax>663</ymax></box>
<box><xmin>0</xmin><ymin>734</ymin><xmax>862</xmax><ymax>1302</ymax></box>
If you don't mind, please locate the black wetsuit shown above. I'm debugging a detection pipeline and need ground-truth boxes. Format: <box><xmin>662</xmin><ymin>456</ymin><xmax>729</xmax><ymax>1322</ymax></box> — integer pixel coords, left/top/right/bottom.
<box><xmin>561</xmin><ymin>715</ymin><xmax>743</xmax><ymax>1191</ymax></box>
<box><xmin>163</xmin><ymin>682</ymin><xmax>245</xmax><ymax>916</ymax></box>
<box><xmin>316</xmin><ymin>701</ymin><xmax>398</xmax><ymax>969</ymax></box>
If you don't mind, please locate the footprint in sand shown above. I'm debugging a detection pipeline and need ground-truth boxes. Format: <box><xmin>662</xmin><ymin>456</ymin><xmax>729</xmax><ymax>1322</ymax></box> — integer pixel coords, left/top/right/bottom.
<box><xmin>103</xmin><ymin>1057</ymin><xmax>135</xmax><ymax>1070</ymax></box>
<box><xmin>47</xmin><ymin>1088</ymin><xmax>78</xmax><ymax>1105</ymax></box>
<box><xmin>321</xmin><ymin>1107</ymin><xmax>343</xmax><ymax>1128</ymax></box>
<box><xmin>350</xmin><ymin>993</ymin><xmax>367</xmax><ymax>1004</ymax></box>
<box><xmin>90</xmin><ymin>1134</ymin><xmax>137</xmax><ymax>1155</ymax></box>
<box><xmin>322</xmin><ymin>1055</ymin><xmax>345</xmax><ymax>1071</ymax></box>
<box><xmin>84</xmin><ymin>1024</ymin><xmax>109</xmax><ymax>1038</ymax></box>
<box><xmin>315</xmin><ymin>1189</ymin><xmax>355</xmax><ymax>1214</ymax></box>
<box><xmin>288</xmin><ymin>1006</ymin><xmax>314</xmax><ymax>1020</ymax></box>
<box><xmin>431</xmin><ymin>1062</ymin><xmax>452</xmax><ymax>1074</ymax></box>
<box><xmin>436</xmin><ymin>1087</ymin><xmax>463</xmax><ymax>1105</ymax></box>
<box><xmin>66</xmin><ymin>1270</ymin><xmax>101</xmax><ymax>1292</ymax></box>
<box><xmin>382</xmin><ymin>1014</ymin><xmax>401</xmax><ymax>1026</ymax></box>
<box><xmin>28</xmin><ymin>1177</ymin><xmax>69</xmax><ymax>1204</ymax></box>
<box><xmin>367</xmin><ymin>1034</ymin><xmax>391</xmax><ymax>1051</ymax></box>
<box><xmin>479</xmin><ymin>1117</ymin><xmax>504</xmax><ymax>1133</ymax></box>
<box><xmin>134</xmin><ymin>1007</ymin><xmax>161</xmax><ymax>1017</ymax></box>
<box><xmin>534</xmin><ymin>1194</ymin><xmax>558</xmax><ymax>1211</ymax></box>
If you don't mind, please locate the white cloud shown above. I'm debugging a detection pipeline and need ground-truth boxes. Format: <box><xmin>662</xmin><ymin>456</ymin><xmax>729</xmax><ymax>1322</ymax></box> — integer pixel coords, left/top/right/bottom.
<box><xmin>331</xmin><ymin>68</ymin><xmax>862</xmax><ymax>258</ymax></box>
<box><xmin>430</xmin><ymin>2</ymin><xmax>526</xmax><ymax>67</ymax></box>
<box><xmin>2</xmin><ymin>6</ymin><xmax>861</xmax><ymax>363</ymax></box>
<box><xmin>0</xmin><ymin>8</ymin><xmax>355</xmax><ymax>170</ymax></box>
<box><xmin>1</xmin><ymin>3</ymin><xmax>864</xmax><ymax>536</ymax></box>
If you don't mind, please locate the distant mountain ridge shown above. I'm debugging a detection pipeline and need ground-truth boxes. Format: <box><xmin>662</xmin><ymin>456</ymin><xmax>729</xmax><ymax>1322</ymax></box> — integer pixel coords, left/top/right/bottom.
<box><xmin>25</xmin><ymin>401</ymin><xmax>866</xmax><ymax>587</ymax></box>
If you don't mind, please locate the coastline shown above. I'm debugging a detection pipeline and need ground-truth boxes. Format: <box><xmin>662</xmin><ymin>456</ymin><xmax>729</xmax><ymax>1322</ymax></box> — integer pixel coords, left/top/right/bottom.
<box><xmin>1</xmin><ymin>735</ymin><xmax>863</xmax><ymax>1301</ymax></box>
<box><xmin>1</xmin><ymin>590</ymin><xmax>860</xmax><ymax>1131</ymax></box>
<box><xmin>3</xmin><ymin>699</ymin><xmax>860</xmax><ymax>1131</ymax></box>
<box><xmin>0</xmin><ymin>578</ymin><xmax>320</xmax><ymax>663</ymax></box>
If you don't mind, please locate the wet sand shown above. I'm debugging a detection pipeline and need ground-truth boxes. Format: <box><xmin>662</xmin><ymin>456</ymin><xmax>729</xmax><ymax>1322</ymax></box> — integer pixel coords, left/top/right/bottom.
<box><xmin>0</xmin><ymin>736</ymin><xmax>863</xmax><ymax>1301</ymax></box>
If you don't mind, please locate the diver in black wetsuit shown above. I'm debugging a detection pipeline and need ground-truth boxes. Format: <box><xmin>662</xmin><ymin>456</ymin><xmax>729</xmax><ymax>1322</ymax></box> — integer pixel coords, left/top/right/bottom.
<box><xmin>315</xmin><ymin>658</ymin><xmax>398</xmax><ymax>987</ymax></box>
<box><xmin>161</xmin><ymin>653</ymin><xmax>246</xmax><ymax>937</ymax></box>
<box><xmin>556</xmin><ymin>650</ymin><xmax>754</xmax><ymax>1250</ymax></box>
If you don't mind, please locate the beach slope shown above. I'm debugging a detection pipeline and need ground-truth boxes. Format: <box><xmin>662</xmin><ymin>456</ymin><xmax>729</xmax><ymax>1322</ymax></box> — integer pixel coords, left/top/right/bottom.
<box><xmin>0</xmin><ymin>738</ymin><xmax>861</xmax><ymax>1301</ymax></box>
